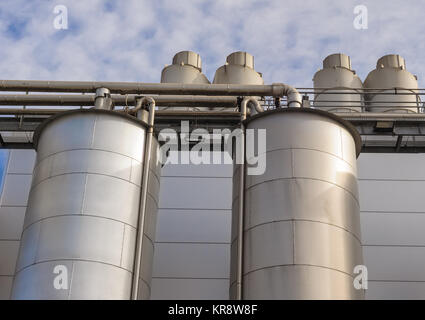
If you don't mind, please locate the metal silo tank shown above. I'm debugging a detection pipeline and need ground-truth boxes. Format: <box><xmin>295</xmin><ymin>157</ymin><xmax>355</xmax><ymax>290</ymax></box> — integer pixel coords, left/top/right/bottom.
<box><xmin>230</xmin><ymin>108</ymin><xmax>364</xmax><ymax>299</ymax></box>
<box><xmin>364</xmin><ymin>54</ymin><xmax>420</xmax><ymax>113</ymax></box>
<box><xmin>313</xmin><ymin>53</ymin><xmax>363</xmax><ymax>113</ymax></box>
<box><xmin>11</xmin><ymin>107</ymin><xmax>161</xmax><ymax>300</ymax></box>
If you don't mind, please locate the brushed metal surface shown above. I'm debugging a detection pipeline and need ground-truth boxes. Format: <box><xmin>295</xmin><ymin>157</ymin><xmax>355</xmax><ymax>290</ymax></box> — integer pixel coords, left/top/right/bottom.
<box><xmin>230</xmin><ymin>109</ymin><xmax>363</xmax><ymax>299</ymax></box>
<box><xmin>12</xmin><ymin>110</ymin><xmax>160</xmax><ymax>300</ymax></box>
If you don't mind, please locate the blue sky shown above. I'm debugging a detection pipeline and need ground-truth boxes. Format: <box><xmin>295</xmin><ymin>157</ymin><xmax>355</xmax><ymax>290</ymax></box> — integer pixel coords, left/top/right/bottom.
<box><xmin>0</xmin><ymin>0</ymin><xmax>424</xmax><ymax>87</ymax></box>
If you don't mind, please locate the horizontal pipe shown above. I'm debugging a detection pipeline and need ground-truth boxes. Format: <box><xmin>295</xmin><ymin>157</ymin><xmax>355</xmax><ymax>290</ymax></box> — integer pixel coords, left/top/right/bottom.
<box><xmin>0</xmin><ymin>94</ymin><xmax>238</xmax><ymax>107</ymax></box>
<box><xmin>1</xmin><ymin>107</ymin><xmax>425</xmax><ymax>121</ymax></box>
<box><xmin>340</xmin><ymin>112</ymin><xmax>425</xmax><ymax>121</ymax></box>
<box><xmin>0</xmin><ymin>80</ymin><xmax>297</xmax><ymax>96</ymax></box>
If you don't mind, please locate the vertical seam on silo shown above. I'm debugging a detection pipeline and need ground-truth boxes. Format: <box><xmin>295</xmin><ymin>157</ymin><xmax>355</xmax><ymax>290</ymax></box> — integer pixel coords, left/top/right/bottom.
<box><xmin>119</xmin><ymin>223</ymin><xmax>125</xmax><ymax>268</ymax></box>
<box><xmin>292</xmin><ymin>220</ymin><xmax>295</xmax><ymax>265</ymax></box>
<box><xmin>340</xmin><ymin>127</ymin><xmax>344</xmax><ymax>160</ymax></box>
<box><xmin>80</xmin><ymin>115</ymin><xmax>97</xmax><ymax>214</ymax></box>
<box><xmin>33</xmin><ymin>221</ymin><xmax>42</xmax><ymax>266</ymax></box>
<box><xmin>129</xmin><ymin>158</ymin><xmax>133</xmax><ymax>183</ymax></box>
<box><xmin>67</xmin><ymin>261</ymin><xmax>75</xmax><ymax>300</ymax></box>
<box><xmin>291</xmin><ymin>148</ymin><xmax>294</xmax><ymax>178</ymax></box>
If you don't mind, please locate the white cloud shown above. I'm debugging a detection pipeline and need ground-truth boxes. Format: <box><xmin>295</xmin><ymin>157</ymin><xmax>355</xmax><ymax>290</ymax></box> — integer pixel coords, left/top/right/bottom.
<box><xmin>0</xmin><ymin>0</ymin><xmax>424</xmax><ymax>87</ymax></box>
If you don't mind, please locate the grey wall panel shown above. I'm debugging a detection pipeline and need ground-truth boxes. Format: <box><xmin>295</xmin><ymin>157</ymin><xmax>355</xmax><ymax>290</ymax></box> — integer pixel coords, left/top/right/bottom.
<box><xmin>161</xmin><ymin>153</ymin><xmax>233</xmax><ymax>177</ymax></box>
<box><xmin>7</xmin><ymin>150</ymin><xmax>36</xmax><ymax>174</ymax></box>
<box><xmin>358</xmin><ymin>153</ymin><xmax>425</xmax><ymax>180</ymax></box>
<box><xmin>361</xmin><ymin>212</ymin><xmax>425</xmax><ymax>246</ymax></box>
<box><xmin>152</xmin><ymin>243</ymin><xmax>230</xmax><ymax>279</ymax></box>
<box><xmin>0</xmin><ymin>241</ymin><xmax>19</xmax><ymax>275</ymax></box>
<box><xmin>363</xmin><ymin>246</ymin><xmax>425</xmax><ymax>281</ymax></box>
<box><xmin>357</xmin><ymin>153</ymin><xmax>425</xmax><ymax>300</ymax></box>
<box><xmin>0</xmin><ymin>276</ymin><xmax>13</xmax><ymax>299</ymax></box>
<box><xmin>359</xmin><ymin>180</ymin><xmax>425</xmax><ymax>212</ymax></box>
<box><xmin>151</xmin><ymin>278</ymin><xmax>229</xmax><ymax>300</ymax></box>
<box><xmin>1</xmin><ymin>174</ymin><xmax>32</xmax><ymax>207</ymax></box>
<box><xmin>0</xmin><ymin>207</ymin><xmax>26</xmax><ymax>240</ymax></box>
<box><xmin>159</xmin><ymin>177</ymin><xmax>232</xmax><ymax>209</ymax></box>
<box><xmin>0</xmin><ymin>150</ymin><xmax>35</xmax><ymax>300</ymax></box>
<box><xmin>366</xmin><ymin>282</ymin><xmax>425</xmax><ymax>300</ymax></box>
<box><xmin>156</xmin><ymin>209</ymin><xmax>231</xmax><ymax>243</ymax></box>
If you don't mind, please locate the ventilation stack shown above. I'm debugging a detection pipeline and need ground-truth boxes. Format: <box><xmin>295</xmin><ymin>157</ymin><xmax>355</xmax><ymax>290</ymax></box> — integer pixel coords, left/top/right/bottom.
<box><xmin>161</xmin><ymin>51</ymin><xmax>210</xmax><ymax>111</ymax></box>
<box><xmin>213</xmin><ymin>52</ymin><xmax>264</xmax><ymax>112</ymax></box>
<box><xmin>11</xmin><ymin>94</ymin><xmax>161</xmax><ymax>299</ymax></box>
<box><xmin>231</xmin><ymin>108</ymin><xmax>364</xmax><ymax>299</ymax></box>
<box><xmin>313</xmin><ymin>53</ymin><xmax>363</xmax><ymax>113</ymax></box>
<box><xmin>364</xmin><ymin>54</ymin><xmax>420</xmax><ymax>113</ymax></box>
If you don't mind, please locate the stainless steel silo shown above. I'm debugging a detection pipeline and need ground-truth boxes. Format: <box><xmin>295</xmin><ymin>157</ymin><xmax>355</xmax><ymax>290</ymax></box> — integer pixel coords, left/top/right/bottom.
<box><xmin>11</xmin><ymin>103</ymin><xmax>160</xmax><ymax>299</ymax></box>
<box><xmin>230</xmin><ymin>108</ymin><xmax>364</xmax><ymax>299</ymax></box>
<box><xmin>364</xmin><ymin>54</ymin><xmax>420</xmax><ymax>113</ymax></box>
<box><xmin>313</xmin><ymin>53</ymin><xmax>363</xmax><ymax>113</ymax></box>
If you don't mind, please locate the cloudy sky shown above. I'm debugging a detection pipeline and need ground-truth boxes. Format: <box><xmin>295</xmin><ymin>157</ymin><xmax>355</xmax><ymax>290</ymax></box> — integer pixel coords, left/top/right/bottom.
<box><xmin>0</xmin><ymin>0</ymin><xmax>424</xmax><ymax>87</ymax></box>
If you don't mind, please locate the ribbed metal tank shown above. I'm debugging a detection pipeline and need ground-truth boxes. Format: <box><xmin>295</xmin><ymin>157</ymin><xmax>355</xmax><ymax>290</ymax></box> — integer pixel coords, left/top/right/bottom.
<box><xmin>364</xmin><ymin>54</ymin><xmax>420</xmax><ymax>113</ymax></box>
<box><xmin>230</xmin><ymin>108</ymin><xmax>364</xmax><ymax>299</ymax></box>
<box><xmin>313</xmin><ymin>53</ymin><xmax>363</xmax><ymax>113</ymax></box>
<box><xmin>11</xmin><ymin>109</ymin><xmax>160</xmax><ymax>300</ymax></box>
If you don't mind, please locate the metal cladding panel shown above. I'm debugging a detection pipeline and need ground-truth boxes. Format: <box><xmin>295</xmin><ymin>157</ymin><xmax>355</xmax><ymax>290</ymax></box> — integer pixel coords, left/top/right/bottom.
<box><xmin>139</xmin><ymin>235</ymin><xmax>154</xmax><ymax>292</ymax></box>
<box><xmin>244</xmin><ymin>179</ymin><xmax>361</xmax><ymax>240</ymax></box>
<box><xmin>11</xmin><ymin>260</ymin><xmax>132</xmax><ymax>300</ymax></box>
<box><xmin>245</xmin><ymin>112</ymin><xmax>357</xmax><ymax>165</ymax></box>
<box><xmin>231</xmin><ymin>109</ymin><xmax>363</xmax><ymax>300</ymax></box>
<box><xmin>243</xmin><ymin>265</ymin><xmax>363</xmax><ymax>300</ymax></box>
<box><xmin>151</xmin><ymin>278</ymin><xmax>229</xmax><ymax>300</ymax></box>
<box><xmin>19</xmin><ymin>216</ymin><xmax>126</xmax><ymax>270</ymax></box>
<box><xmin>0</xmin><ymin>207</ymin><xmax>26</xmax><ymax>240</ymax></box>
<box><xmin>12</xmin><ymin>111</ymin><xmax>161</xmax><ymax>300</ymax></box>
<box><xmin>243</xmin><ymin>221</ymin><xmax>294</xmax><ymax>275</ymax></box>
<box><xmin>0</xmin><ymin>241</ymin><xmax>19</xmax><ymax>275</ymax></box>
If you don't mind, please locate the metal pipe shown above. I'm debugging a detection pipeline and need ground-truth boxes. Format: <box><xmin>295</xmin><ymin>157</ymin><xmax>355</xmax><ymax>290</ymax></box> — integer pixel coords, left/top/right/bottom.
<box><xmin>94</xmin><ymin>88</ymin><xmax>113</xmax><ymax>110</ymax></box>
<box><xmin>131</xmin><ymin>97</ymin><xmax>156</xmax><ymax>300</ymax></box>
<box><xmin>235</xmin><ymin>97</ymin><xmax>259</xmax><ymax>300</ymax></box>
<box><xmin>340</xmin><ymin>112</ymin><xmax>425</xmax><ymax>121</ymax></box>
<box><xmin>0</xmin><ymin>94</ymin><xmax>238</xmax><ymax>107</ymax></box>
<box><xmin>272</xmin><ymin>83</ymin><xmax>302</xmax><ymax>107</ymax></box>
<box><xmin>0</xmin><ymin>80</ymin><xmax>301</xmax><ymax>96</ymax></box>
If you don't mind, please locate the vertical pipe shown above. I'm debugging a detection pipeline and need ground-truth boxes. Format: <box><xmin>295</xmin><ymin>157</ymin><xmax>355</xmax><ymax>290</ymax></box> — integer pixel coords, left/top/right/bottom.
<box><xmin>131</xmin><ymin>97</ymin><xmax>156</xmax><ymax>300</ymax></box>
<box><xmin>94</xmin><ymin>87</ymin><xmax>113</xmax><ymax>110</ymax></box>
<box><xmin>235</xmin><ymin>97</ymin><xmax>254</xmax><ymax>300</ymax></box>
